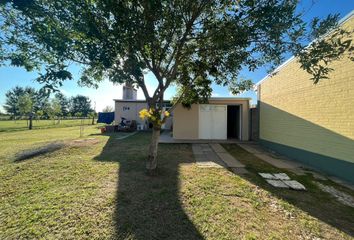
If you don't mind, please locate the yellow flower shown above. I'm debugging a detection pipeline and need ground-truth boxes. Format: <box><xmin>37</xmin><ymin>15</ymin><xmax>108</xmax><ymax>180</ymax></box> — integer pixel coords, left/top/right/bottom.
<box><xmin>164</xmin><ymin>111</ymin><xmax>170</xmax><ymax>117</ymax></box>
<box><xmin>139</xmin><ymin>109</ymin><xmax>150</xmax><ymax>120</ymax></box>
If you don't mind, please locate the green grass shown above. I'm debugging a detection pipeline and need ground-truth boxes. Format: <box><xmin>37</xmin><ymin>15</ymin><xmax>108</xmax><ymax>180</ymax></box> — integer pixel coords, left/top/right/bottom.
<box><xmin>0</xmin><ymin>127</ymin><xmax>353</xmax><ymax>239</ymax></box>
<box><xmin>0</xmin><ymin>119</ymin><xmax>97</xmax><ymax>132</ymax></box>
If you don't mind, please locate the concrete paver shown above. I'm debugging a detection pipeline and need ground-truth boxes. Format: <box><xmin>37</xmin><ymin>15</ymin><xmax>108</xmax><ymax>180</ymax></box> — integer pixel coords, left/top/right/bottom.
<box><xmin>266</xmin><ymin>180</ymin><xmax>289</xmax><ymax>188</ymax></box>
<box><xmin>192</xmin><ymin>143</ymin><xmax>246</xmax><ymax>169</ymax></box>
<box><xmin>192</xmin><ymin>144</ymin><xmax>225</xmax><ymax>168</ymax></box>
<box><xmin>283</xmin><ymin>180</ymin><xmax>306</xmax><ymax>190</ymax></box>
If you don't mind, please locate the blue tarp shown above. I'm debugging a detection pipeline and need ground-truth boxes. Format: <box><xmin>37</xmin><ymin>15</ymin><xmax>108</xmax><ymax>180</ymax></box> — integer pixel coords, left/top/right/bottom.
<box><xmin>97</xmin><ymin>112</ymin><xmax>115</xmax><ymax>124</ymax></box>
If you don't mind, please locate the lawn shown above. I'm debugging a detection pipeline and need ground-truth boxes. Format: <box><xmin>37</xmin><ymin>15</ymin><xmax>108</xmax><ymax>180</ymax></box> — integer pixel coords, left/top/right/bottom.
<box><xmin>0</xmin><ymin>119</ymin><xmax>96</xmax><ymax>132</ymax></box>
<box><xmin>0</xmin><ymin>126</ymin><xmax>353</xmax><ymax>239</ymax></box>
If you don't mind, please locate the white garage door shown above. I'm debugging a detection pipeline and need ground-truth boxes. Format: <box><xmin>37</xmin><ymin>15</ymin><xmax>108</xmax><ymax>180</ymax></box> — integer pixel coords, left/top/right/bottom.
<box><xmin>199</xmin><ymin>104</ymin><xmax>227</xmax><ymax>139</ymax></box>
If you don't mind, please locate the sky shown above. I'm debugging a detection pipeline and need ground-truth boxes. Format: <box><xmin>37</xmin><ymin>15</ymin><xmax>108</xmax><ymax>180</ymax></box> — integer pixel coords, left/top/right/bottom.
<box><xmin>0</xmin><ymin>1</ymin><xmax>353</xmax><ymax>112</ymax></box>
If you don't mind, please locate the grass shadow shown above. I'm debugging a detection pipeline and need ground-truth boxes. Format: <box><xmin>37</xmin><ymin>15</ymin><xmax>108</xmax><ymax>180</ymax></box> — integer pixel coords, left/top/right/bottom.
<box><xmin>223</xmin><ymin>143</ymin><xmax>354</xmax><ymax>237</ymax></box>
<box><xmin>94</xmin><ymin>132</ymin><xmax>204</xmax><ymax>240</ymax></box>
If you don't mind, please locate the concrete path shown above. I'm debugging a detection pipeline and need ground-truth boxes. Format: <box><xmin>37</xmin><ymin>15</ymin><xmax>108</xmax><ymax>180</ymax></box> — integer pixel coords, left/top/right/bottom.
<box><xmin>193</xmin><ymin>144</ymin><xmax>247</xmax><ymax>174</ymax></box>
<box><xmin>210</xmin><ymin>143</ymin><xmax>245</xmax><ymax>168</ymax></box>
<box><xmin>192</xmin><ymin>144</ymin><xmax>226</xmax><ymax>168</ymax></box>
<box><xmin>237</xmin><ymin>142</ymin><xmax>302</xmax><ymax>170</ymax></box>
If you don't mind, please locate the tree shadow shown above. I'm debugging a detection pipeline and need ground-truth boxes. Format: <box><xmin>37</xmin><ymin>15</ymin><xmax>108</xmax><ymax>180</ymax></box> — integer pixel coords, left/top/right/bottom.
<box><xmin>94</xmin><ymin>132</ymin><xmax>204</xmax><ymax>240</ymax></box>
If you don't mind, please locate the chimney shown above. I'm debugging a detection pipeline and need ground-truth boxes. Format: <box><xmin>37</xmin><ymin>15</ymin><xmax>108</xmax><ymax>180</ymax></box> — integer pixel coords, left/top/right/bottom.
<box><xmin>122</xmin><ymin>83</ymin><xmax>137</xmax><ymax>100</ymax></box>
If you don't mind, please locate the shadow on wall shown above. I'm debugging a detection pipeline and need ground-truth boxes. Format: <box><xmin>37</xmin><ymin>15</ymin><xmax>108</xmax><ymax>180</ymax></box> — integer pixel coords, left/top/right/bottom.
<box><xmin>94</xmin><ymin>133</ymin><xmax>203</xmax><ymax>240</ymax></box>
<box><xmin>259</xmin><ymin>102</ymin><xmax>354</xmax><ymax>183</ymax></box>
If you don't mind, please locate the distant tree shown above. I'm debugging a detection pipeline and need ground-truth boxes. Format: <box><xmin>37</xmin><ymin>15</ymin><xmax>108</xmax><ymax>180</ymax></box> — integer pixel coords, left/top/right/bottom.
<box><xmin>88</xmin><ymin>111</ymin><xmax>96</xmax><ymax>125</ymax></box>
<box><xmin>4</xmin><ymin>86</ymin><xmax>36</xmax><ymax>119</ymax></box>
<box><xmin>44</xmin><ymin>102</ymin><xmax>53</xmax><ymax>123</ymax></box>
<box><xmin>51</xmin><ymin>98</ymin><xmax>62</xmax><ymax>124</ymax></box>
<box><xmin>17</xmin><ymin>94</ymin><xmax>34</xmax><ymax>129</ymax></box>
<box><xmin>70</xmin><ymin>95</ymin><xmax>93</xmax><ymax>117</ymax></box>
<box><xmin>36</xmin><ymin>110</ymin><xmax>44</xmax><ymax>122</ymax></box>
<box><xmin>102</xmin><ymin>106</ymin><xmax>114</xmax><ymax>113</ymax></box>
<box><xmin>34</xmin><ymin>88</ymin><xmax>50</xmax><ymax>113</ymax></box>
<box><xmin>54</xmin><ymin>92</ymin><xmax>70</xmax><ymax>117</ymax></box>
<box><xmin>75</xmin><ymin>112</ymin><xmax>82</xmax><ymax>118</ymax></box>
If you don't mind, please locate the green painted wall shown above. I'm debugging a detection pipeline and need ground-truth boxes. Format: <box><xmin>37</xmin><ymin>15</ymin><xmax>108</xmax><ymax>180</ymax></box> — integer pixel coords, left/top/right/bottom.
<box><xmin>260</xmin><ymin>139</ymin><xmax>354</xmax><ymax>184</ymax></box>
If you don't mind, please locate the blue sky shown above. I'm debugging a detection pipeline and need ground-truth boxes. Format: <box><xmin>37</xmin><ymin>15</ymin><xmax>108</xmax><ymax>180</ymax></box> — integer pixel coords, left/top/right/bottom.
<box><xmin>1</xmin><ymin>1</ymin><xmax>353</xmax><ymax>112</ymax></box>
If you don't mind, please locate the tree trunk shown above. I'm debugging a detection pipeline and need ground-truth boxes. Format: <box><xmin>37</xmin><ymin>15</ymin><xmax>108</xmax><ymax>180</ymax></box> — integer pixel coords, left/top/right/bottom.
<box><xmin>92</xmin><ymin>116</ymin><xmax>95</xmax><ymax>125</ymax></box>
<box><xmin>29</xmin><ymin>115</ymin><xmax>33</xmax><ymax>130</ymax></box>
<box><xmin>146</xmin><ymin>126</ymin><xmax>161</xmax><ymax>175</ymax></box>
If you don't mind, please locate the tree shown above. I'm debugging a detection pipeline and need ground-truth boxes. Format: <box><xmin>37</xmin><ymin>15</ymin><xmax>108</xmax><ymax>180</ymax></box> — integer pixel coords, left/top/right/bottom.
<box><xmin>36</xmin><ymin>110</ymin><xmax>44</xmax><ymax>121</ymax></box>
<box><xmin>51</xmin><ymin>98</ymin><xmax>62</xmax><ymax>124</ymax></box>
<box><xmin>102</xmin><ymin>106</ymin><xmax>114</xmax><ymax>113</ymax></box>
<box><xmin>17</xmin><ymin>94</ymin><xmax>34</xmax><ymax>129</ymax></box>
<box><xmin>4</xmin><ymin>86</ymin><xmax>37</xmax><ymax>120</ymax></box>
<box><xmin>88</xmin><ymin>111</ymin><xmax>97</xmax><ymax>125</ymax></box>
<box><xmin>1</xmin><ymin>1</ymin><xmax>353</xmax><ymax>173</ymax></box>
<box><xmin>69</xmin><ymin>95</ymin><xmax>93</xmax><ymax>117</ymax></box>
<box><xmin>54</xmin><ymin>92</ymin><xmax>70</xmax><ymax>117</ymax></box>
<box><xmin>33</xmin><ymin>88</ymin><xmax>50</xmax><ymax>113</ymax></box>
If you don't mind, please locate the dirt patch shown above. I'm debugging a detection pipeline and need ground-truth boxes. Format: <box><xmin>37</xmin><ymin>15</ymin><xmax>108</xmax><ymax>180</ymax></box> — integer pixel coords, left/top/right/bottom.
<box><xmin>14</xmin><ymin>138</ymin><xmax>100</xmax><ymax>161</ymax></box>
<box><xmin>69</xmin><ymin>138</ymin><xmax>100</xmax><ymax>147</ymax></box>
<box><xmin>315</xmin><ymin>182</ymin><xmax>354</xmax><ymax>208</ymax></box>
<box><xmin>15</xmin><ymin>142</ymin><xmax>66</xmax><ymax>161</ymax></box>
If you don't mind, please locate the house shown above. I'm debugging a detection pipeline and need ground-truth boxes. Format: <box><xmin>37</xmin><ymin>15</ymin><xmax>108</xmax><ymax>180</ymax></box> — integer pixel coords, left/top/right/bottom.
<box><xmin>114</xmin><ymin>99</ymin><xmax>173</xmax><ymax>130</ymax></box>
<box><xmin>114</xmin><ymin>84</ymin><xmax>251</xmax><ymax>140</ymax></box>
<box><xmin>114</xmin><ymin>84</ymin><xmax>173</xmax><ymax>130</ymax></box>
<box><xmin>173</xmin><ymin>98</ymin><xmax>251</xmax><ymax>141</ymax></box>
<box><xmin>255</xmin><ymin>11</ymin><xmax>354</xmax><ymax>183</ymax></box>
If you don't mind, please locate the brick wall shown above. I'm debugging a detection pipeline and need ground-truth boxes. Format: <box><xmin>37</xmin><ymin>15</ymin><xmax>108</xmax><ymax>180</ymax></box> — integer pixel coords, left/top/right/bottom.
<box><xmin>258</xmin><ymin>16</ymin><xmax>354</xmax><ymax>165</ymax></box>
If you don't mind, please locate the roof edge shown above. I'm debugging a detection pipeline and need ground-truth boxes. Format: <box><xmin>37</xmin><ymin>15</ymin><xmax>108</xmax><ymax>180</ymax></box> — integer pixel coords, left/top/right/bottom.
<box><xmin>209</xmin><ymin>97</ymin><xmax>252</xmax><ymax>100</ymax></box>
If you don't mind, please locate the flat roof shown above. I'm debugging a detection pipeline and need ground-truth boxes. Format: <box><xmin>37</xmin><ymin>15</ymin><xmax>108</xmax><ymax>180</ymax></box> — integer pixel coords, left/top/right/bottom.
<box><xmin>209</xmin><ymin>97</ymin><xmax>251</xmax><ymax>101</ymax></box>
<box><xmin>255</xmin><ymin>9</ymin><xmax>354</xmax><ymax>86</ymax></box>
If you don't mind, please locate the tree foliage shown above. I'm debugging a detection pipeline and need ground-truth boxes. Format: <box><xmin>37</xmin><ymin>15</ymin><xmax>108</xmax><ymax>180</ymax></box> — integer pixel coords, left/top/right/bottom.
<box><xmin>54</xmin><ymin>92</ymin><xmax>70</xmax><ymax>116</ymax></box>
<box><xmin>4</xmin><ymin>86</ymin><xmax>36</xmax><ymax>116</ymax></box>
<box><xmin>17</xmin><ymin>94</ymin><xmax>33</xmax><ymax>116</ymax></box>
<box><xmin>69</xmin><ymin>95</ymin><xmax>93</xmax><ymax>117</ymax></box>
<box><xmin>3</xmin><ymin>86</ymin><xmax>93</xmax><ymax>118</ymax></box>
<box><xmin>1</xmin><ymin>0</ymin><xmax>353</xmax><ymax>109</ymax></box>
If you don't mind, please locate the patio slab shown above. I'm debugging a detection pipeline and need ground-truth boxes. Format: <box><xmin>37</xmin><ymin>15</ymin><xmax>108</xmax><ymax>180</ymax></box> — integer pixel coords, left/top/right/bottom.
<box><xmin>192</xmin><ymin>144</ymin><xmax>226</xmax><ymax>168</ymax></box>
